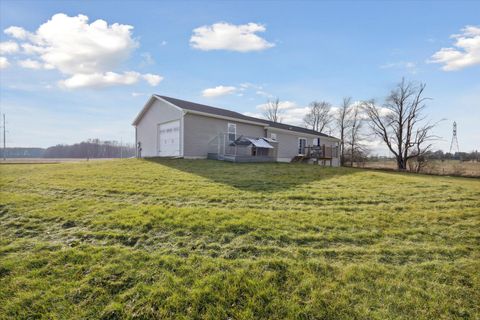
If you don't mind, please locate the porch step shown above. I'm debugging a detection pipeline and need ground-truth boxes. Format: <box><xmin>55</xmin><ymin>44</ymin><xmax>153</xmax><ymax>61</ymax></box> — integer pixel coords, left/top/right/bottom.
<box><xmin>291</xmin><ymin>156</ymin><xmax>310</xmax><ymax>163</ymax></box>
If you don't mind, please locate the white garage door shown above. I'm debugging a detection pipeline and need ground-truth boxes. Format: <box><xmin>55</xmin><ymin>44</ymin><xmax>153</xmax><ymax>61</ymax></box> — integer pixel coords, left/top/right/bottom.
<box><xmin>158</xmin><ymin>120</ymin><xmax>180</xmax><ymax>156</ymax></box>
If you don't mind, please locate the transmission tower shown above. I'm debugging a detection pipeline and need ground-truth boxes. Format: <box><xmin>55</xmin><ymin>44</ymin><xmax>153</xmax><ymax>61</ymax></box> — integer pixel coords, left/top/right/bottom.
<box><xmin>449</xmin><ymin>121</ymin><xmax>460</xmax><ymax>154</ymax></box>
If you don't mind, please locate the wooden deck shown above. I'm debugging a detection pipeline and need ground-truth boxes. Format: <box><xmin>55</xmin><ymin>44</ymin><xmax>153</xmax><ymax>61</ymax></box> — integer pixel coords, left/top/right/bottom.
<box><xmin>304</xmin><ymin>145</ymin><xmax>335</xmax><ymax>159</ymax></box>
<box><xmin>291</xmin><ymin>146</ymin><xmax>337</xmax><ymax>165</ymax></box>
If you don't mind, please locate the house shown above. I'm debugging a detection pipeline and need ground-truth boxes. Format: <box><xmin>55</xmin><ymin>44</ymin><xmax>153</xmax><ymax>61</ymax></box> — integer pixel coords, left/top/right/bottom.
<box><xmin>132</xmin><ymin>95</ymin><xmax>341</xmax><ymax>165</ymax></box>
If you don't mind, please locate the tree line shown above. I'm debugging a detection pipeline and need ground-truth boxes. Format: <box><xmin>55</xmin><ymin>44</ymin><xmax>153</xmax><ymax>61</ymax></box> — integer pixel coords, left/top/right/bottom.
<box><xmin>262</xmin><ymin>78</ymin><xmax>451</xmax><ymax>171</ymax></box>
<box><xmin>43</xmin><ymin>139</ymin><xmax>135</xmax><ymax>158</ymax></box>
<box><xmin>0</xmin><ymin>148</ymin><xmax>45</xmax><ymax>158</ymax></box>
<box><xmin>367</xmin><ymin>150</ymin><xmax>479</xmax><ymax>162</ymax></box>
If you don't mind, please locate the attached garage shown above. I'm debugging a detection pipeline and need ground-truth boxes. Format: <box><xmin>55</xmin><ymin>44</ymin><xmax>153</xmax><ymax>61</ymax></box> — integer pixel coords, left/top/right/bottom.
<box><xmin>133</xmin><ymin>96</ymin><xmax>184</xmax><ymax>157</ymax></box>
<box><xmin>158</xmin><ymin>120</ymin><xmax>181</xmax><ymax>156</ymax></box>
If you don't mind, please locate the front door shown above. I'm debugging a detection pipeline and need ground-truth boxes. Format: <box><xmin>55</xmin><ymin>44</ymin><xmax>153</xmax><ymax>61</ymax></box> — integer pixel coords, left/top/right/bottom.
<box><xmin>298</xmin><ymin>138</ymin><xmax>307</xmax><ymax>155</ymax></box>
<box><xmin>158</xmin><ymin>120</ymin><xmax>180</xmax><ymax>156</ymax></box>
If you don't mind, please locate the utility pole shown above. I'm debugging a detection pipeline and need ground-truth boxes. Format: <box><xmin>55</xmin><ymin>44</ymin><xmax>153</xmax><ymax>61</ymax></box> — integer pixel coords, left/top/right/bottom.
<box><xmin>2</xmin><ymin>114</ymin><xmax>5</xmax><ymax>161</ymax></box>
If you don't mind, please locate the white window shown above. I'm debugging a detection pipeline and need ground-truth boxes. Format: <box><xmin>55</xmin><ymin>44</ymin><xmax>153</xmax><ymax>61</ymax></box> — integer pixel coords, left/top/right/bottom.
<box><xmin>313</xmin><ymin>138</ymin><xmax>320</xmax><ymax>146</ymax></box>
<box><xmin>270</xmin><ymin>133</ymin><xmax>277</xmax><ymax>140</ymax></box>
<box><xmin>228</xmin><ymin>123</ymin><xmax>236</xmax><ymax>142</ymax></box>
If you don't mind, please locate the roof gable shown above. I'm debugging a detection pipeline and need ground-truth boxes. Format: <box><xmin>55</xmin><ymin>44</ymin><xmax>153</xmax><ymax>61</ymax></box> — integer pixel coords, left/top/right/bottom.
<box><xmin>131</xmin><ymin>95</ymin><xmax>184</xmax><ymax>126</ymax></box>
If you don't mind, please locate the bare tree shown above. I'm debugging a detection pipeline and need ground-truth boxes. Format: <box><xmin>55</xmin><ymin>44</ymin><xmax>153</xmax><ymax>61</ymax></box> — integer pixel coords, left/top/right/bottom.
<box><xmin>303</xmin><ymin>101</ymin><xmax>332</xmax><ymax>133</ymax></box>
<box><xmin>335</xmin><ymin>97</ymin><xmax>352</xmax><ymax>166</ymax></box>
<box><xmin>407</xmin><ymin>121</ymin><xmax>438</xmax><ymax>172</ymax></box>
<box><xmin>363</xmin><ymin>78</ymin><xmax>438</xmax><ymax>171</ymax></box>
<box><xmin>263</xmin><ymin>97</ymin><xmax>283</xmax><ymax>123</ymax></box>
<box><xmin>347</xmin><ymin>104</ymin><xmax>368</xmax><ymax>166</ymax></box>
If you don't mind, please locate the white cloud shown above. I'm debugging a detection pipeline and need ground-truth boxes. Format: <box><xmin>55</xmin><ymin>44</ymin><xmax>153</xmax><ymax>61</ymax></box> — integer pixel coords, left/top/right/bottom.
<box><xmin>0</xmin><ymin>57</ymin><xmax>10</xmax><ymax>69</ymax></box>
<box><xmin>203</xmin><ymin>81</ymin><xmax>272</xmax><ymax>99</ymax></box>
<box><xmin>142</xmin><ymin>73</ymin><xmax>163</xmax><ymax>86</ymax></box>
<box><xmin>18</xmin><ymin>59</ymin><xmax>42</xmax><ymax>69</ymax></box>
<box><xmin>3</xmin><ymin>13</ymin><xmax>163</xmax><ymax>89</ymax></box>
<box><xmin>378</xmin><ymin>107</ymin><xmax>394</xmax><ymax>117</ymax></box>
<box><xmin>283</xmin><ymin>108</ymin><xmax>311</xmax><ymax>125</ymax></box>
<box><xmin>202</xmin><ymin>85</ymin><xmax>237</xmax><ymax>97</ymax></box>
<box><xmin>255</xmin><ymin>101</ymin><xmax>309</xmax><ymax>125</ymax></box>
<box><xmin>140</xmin><ymin>52</ymin><xmax>154</xmax><ymax>66</ymax></box>
<box><xmin>252</xmin><ymin>101</ymin><xmax>356</xmax><ymax>127</ymax></box>
<box><xmin>0</xmin><ymin>41</ymin><xmax>19</xmax><ymax>54</ymax></box>
<box><xmin>380</xmin><ymin>61</ymin><xmax>417</xmax><ymax>74</ymax></box>
<box><xmin>59</xmin><ymin>71</ymin><xmax>142</xmax><ymax>89</ymax></box>
<box><xmin>256</xmin><ymin>100</ymin><xmax>298</xmax><ymax>111</ymax></box>
<box><xmin>131</xmin><ymin>92</ymin><xmax>145</xmax><ymax>97</ymax></box>
<box><xmin>237</xmin><ymin>82</ymin><xmax>273</xmax><ymax>97</ymax></box>
<box><xmin>256</xmin><ymin>90</ymin><xmax>273</xmax><ymax>98</ymax></box>
<box><xmin>239</xmin><ymin>82</ymin><xmax>264</xmax><ymax>90</ymax></box>
<box><xmin>361</xmin><ymin>101</ymin><xmax>394</xmax><ymax>118</ymax></box>
<box><xmin>190</xmin><ymin>22</ymin><xmax>274</xmax><ymax>52</ymax></box>
<box><xmin>20</xmin><ymin>43</ymin><xmax>44</xmax><ymax>55</ymax></box>
<box><xmin>243</xmin><ymin>111</ymin><xmax>263</xmax><ymax>118</ymax></box>
<box><xmin>4</xmin><ymin>26</ymin><xmax>29</xmax><ymax>40</ymax></box>
<box><xmin>25</xmin><ymin>13</ymin><xmax>137</xmax><ymax>74</ymax></box>
<box><xmin>429</xmin><ymin>25</ymin><xmax>480</xmax><ymax>71</ymax></box>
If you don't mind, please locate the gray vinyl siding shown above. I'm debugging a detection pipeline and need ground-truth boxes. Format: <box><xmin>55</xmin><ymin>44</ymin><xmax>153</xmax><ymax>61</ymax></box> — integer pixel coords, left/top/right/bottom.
<box><xmin>136</xmin><ymin>99</ymin><xmax>183</xmax><ymax>157</ymax></box>
<box><xmin>266</xmin><ymin>128</ymin><xmax>340</xmax><ymax>164</ymax></box>
<box><xmin>183</xmin><ymin>113</ymin><xmax>265</xmax><ymax>158</ymax></box>
<box><xmin>268</xmin><ymin>130</ymin><xmax>307</xmax><ymax>160</ymax></box>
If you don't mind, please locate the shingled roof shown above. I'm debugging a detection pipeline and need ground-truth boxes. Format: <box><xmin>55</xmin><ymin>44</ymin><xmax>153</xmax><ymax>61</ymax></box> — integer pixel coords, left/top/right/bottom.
<box><xmin>156</xmin><ymin>95</ymin><xmax>337</xmax><ymax>139</ymax></box>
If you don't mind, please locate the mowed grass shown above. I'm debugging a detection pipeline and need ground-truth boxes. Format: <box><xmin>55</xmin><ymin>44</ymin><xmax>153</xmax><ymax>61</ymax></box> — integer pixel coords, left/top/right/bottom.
<box><xmin>0</xmin><ymin>159</ymin><xmax>479</xmax><ymax>319</ymax></box>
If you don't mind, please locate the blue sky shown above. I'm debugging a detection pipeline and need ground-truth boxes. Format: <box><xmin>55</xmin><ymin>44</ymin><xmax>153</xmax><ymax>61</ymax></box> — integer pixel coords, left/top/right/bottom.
<box><xmin>0</xmin><ymin>0</ymin><xmax>479</xmax><ymax>154</ymax></box>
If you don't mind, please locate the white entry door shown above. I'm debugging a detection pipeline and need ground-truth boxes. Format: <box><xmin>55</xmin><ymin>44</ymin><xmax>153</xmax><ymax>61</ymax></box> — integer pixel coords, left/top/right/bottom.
<box><xmin>158</xmin><ymin>120</ymin><xmax>180</xmax><ymax>156</ymax></box>
<box><xmin>298</xmin><ymin>138</ymin><xmax>307</xmax><ymax>155</ymax></box>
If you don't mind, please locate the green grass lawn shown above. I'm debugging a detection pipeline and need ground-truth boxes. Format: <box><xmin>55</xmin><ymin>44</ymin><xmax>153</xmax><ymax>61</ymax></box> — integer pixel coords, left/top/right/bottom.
<box><xmin>1</xmin><ymin>159</ymin><xmax>479</xmax><ymax>319</ymax></box>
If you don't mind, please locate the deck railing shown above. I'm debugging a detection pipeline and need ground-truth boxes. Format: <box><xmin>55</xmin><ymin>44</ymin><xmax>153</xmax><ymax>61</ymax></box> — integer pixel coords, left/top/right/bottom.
<box><xmin>303</xmin><ymin>145</ymin><xmax>338</xmax><ymax>159</ymax></box>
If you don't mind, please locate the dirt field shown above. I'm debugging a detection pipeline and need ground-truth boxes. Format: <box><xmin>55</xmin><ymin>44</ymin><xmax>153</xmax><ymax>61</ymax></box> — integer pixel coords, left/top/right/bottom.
<box><xmin>355</xmin><ymin>160</ymin><xmax>480</xmax><ymax>178</ymax></box>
